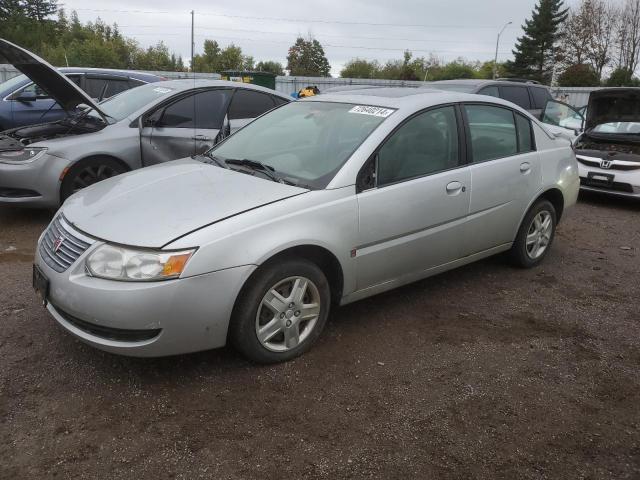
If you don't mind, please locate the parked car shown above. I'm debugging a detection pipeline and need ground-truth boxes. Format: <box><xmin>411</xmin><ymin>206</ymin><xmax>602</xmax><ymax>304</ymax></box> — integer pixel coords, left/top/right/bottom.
<box><xmin>0</xmin><ymin>67</ymin><xmax>164</xmax><ymax>130</ymax></box>
<box><xmin>33</xmin><ymin>87</ymin><xmax>579</xmax><ymax>363</ymax></box>
<box><xmin>430</xmin><ymin>79</ymin><xmax>553</xmax><ymax>118</ymax></box>
<box><xmin>0</xmin><ymin>39</ymin><xmax>290</xmax><ymax>207</ymax></box>
<box><xmin>571</xmin><ymin>88</ymin><xmax>640</xmax><ymax>198</ymax></box>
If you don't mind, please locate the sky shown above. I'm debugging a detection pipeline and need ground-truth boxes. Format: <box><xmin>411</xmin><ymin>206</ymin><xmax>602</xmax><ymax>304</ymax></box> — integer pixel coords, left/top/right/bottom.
<box><xmin>61</xmin><ymin>0</ymin><xmax>584</xmax><ymax>76</ymax></box>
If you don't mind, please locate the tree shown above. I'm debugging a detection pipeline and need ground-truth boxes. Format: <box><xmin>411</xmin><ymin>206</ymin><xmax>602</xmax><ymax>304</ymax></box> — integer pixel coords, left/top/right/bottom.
<box><xmin>586</xmin><ymin>0</ymin><xmax>618</xmax><ymax>79</ymax></box>
<box><xmin>430</xmin><ymin>58</ymin><xmax>477</xmax><ymax>81</ymax></box>
<box><xmin>508</xmin><ymin>0</ymin><xmax>569</xmax><ymax>83</ymax></box>
<box><xmin>606</xmin><ymin>67</ymin><xmax>640</xmax><ymax>86</ymax></box>
<box><xmin>192</xmin><ymin>40</ymin><xmax>253</xmax><ymax>72</ymax></box>
<box><xmin>560</xmin><ymin>1</ymin><xmax>594</xmax><ymax>66</ymax></box>
<box><xmin>255</xmin><ymin>60</ymin><xmax>284</xmax><ymax>75</ymax></box>
<box><xmin>286</xmin><ymin>37</ymin><xmax>331</xmax><ymax>77</ymax></box>
<box><xmin>340</xmin><ymin>58</ymin><xmax>380</xmax><ymax>78</ymax></box>
<box><xmin>558</xmin><ymin>63</ymin><xmax>600</xmax><ymax>86</ymax></box>
<box><xmin>24</xmin><ymin>0</ymin><xmax>58</xmax><ymax>21</ymax></box>
<box><xmin>616</xmin><ymin>0</ymin><xmax>640</xmax><ymax>75</ymax></box>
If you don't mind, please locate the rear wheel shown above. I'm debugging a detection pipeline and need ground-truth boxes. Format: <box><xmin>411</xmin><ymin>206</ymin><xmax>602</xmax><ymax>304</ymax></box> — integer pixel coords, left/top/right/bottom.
<box><xmin>230</xmin><ymin>258</ymin><xmax>331</xmax><ymax>363</ymax></box>
<box><xmin>510</xmin><ymin>199</ymin><xmax>557</xmax><ymax>268</ymax></box>
<box><xmin>60</xmin><ymin>158</ymin><xmax>126</xmax><ymax>202</ymax></box>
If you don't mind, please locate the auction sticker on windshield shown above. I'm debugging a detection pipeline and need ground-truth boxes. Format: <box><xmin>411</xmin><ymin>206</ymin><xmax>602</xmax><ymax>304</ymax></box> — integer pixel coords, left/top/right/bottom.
<box><xmin>349</xmin><ymin>105</ymin><xmax>395</xmax><ymax>118</ymax></box>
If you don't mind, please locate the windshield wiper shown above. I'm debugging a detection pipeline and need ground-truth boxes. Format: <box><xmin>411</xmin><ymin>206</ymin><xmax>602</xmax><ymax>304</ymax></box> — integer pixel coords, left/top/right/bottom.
<box><xmin>198</xmin><ymin>152</ymin><xmax>229</xmax><ymax>168</ymax></box>
<box><xmin>225</xmin><ymin>158</ymin><xmax>281</xmax><ymax>182</ymax></box>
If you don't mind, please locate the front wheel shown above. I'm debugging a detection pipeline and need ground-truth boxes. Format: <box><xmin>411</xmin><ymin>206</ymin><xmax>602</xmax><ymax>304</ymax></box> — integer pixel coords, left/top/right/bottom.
<box><xmin>510</xmin><ymin>199</ymin><xmax>557</xmax><ymax>268</ymax></box>
<box><xmin>60</xmin><ymin>158</ymin><xmax>126</xmax><ymax>203</ymax></box>
<box><xmin>230</xmin><ymin>258</ymin><xmax>331</xmax><ymax>363</ymax></box>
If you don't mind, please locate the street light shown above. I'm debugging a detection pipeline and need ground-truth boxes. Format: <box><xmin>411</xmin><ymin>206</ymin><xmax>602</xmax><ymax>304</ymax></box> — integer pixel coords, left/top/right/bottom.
<box><xmin>493</xmin><ymin>21</ymin><xmax>512</xmax><ymax>79</ymax></box>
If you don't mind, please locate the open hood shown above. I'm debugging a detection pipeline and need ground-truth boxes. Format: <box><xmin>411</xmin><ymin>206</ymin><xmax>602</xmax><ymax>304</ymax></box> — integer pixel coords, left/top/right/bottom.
<box><xmin>586</xmin><ymin>88</ymin><xmax>640</xmax><ymax>131</ymax></box>
<box><xmin>0</xmin><ymin>38</ymin><xmax>106</xmax><ymax>117</ymax></box>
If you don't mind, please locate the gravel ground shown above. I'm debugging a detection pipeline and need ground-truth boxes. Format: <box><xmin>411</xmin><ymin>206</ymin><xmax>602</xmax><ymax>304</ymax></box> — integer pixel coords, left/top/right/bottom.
<box><xmin>1</xmin><ymin>193</ymin><xmax>639</xmax><ymax>480</ymax></box>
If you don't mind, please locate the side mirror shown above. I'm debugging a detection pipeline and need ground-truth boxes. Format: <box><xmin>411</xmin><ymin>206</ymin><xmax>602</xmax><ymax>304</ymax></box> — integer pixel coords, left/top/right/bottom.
<box><xmin>16</xmin><ymin>90</ymin><xmax>37</xmax><ymax>102</ymax></box>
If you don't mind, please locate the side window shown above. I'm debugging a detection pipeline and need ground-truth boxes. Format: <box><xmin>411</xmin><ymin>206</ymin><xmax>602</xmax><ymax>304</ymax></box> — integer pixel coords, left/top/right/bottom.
<box><xmin>377</xmin><ymin>106</ymin><xmax>459</xmax><ymax>186</ymax></box>
<box><xmin>228</xmin><ymin>89</ymin><xmax>276</xmax><ymax>120</ymax></box>
<box><xmin>128</xmin><ymin>79</ymin><xmax>145</xmax><ymax>89</ymax></box>
<box><xmin>194</xmin><ymin>89</ymin><xmax>232</xmax><ymax>129</ymax></box>
<box><xmin>84</xmin><ymin>77</ymin><xmax>108</xmax><ymax>100</ymax></box>
<box><xmin>158</xmin><ymin>90</ymin><xmax>231</xmax><ymax>129</ymax></box>
<box><xmin>103</xmin><ymin>79</ymin><xmax>131</xmax><ymax>99</ymax></box>
<box><xmin>478</xmin><ymin>86</ymin><xmax>500</xmax><ymax>98</ymax></box>
<box><xmin>500</xmin><ymin>86</ymin><xmax>531</xmax><ymax>110</ymax></box>
<box><xmin>66</xmin><ymin>74</ymin><xmax>82</xmax><ymax>86</ymax></box>
<box><xmin>158</xmin><ymin>94</ymin><xmax>196</xmax><ymax>128</ymax></box>
<box><xmin>530</xmin><ymin>87</ymin><xmax>551</xmax><ymax>110</ymax></box>
<box><xmin>515</xmin><ymin>113</ymin><xmax>534</xmax><ymax>152</ymax></box>
<box><xmin>465</xmin><ymin>105</ymin><xmax>518</xmax><ymax>162</ymax></box>
<box><xmin>16</xmin><ymin>82</ymin><xmax>49</xmax><ymax>99</ymax></box>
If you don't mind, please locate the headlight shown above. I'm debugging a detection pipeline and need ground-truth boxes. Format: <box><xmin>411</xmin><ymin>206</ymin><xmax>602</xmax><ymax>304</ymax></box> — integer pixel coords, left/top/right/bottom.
<box><xmin>86</xmin><ymin>244</ymin><xmax>196</xmax><ymax>282</ymax></box>
<box><xmin>0</xmin><ymin>147</ymin><xmax>47</xmax><ymax>164</ymax></box>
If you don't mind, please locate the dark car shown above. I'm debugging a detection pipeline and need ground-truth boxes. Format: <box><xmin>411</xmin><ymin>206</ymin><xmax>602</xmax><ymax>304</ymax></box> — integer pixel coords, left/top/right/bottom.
<box><xmin>0</xmin><ymin>67</ymin><xmax>164</xmax><ymax>130</ymax></box>
<box><xmin>430</xmin><ymin>79</ymin><xmax>553</xmax><ymax>119</ymax></box>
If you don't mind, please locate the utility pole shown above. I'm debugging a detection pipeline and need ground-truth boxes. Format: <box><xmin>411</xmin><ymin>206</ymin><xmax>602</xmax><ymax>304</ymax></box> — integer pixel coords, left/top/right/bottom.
<box><xmin>191</xmin><ymin>10</ymin><xmax>195</xmax><ymax>76</ymax></box>
<box><xmin>493</xmin><ymin>21</ymin><xmax>512</xmax><ymax>79</ymax></box>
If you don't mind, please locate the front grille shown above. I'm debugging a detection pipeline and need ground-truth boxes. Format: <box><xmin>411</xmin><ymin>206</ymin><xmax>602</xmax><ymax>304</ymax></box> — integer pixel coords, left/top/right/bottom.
<box><xmin>52</xmin><ymin>303</ymin><xmax>162</xmax><ymax>342</ymax></box>
<box><xmin>39</xmin><ymin>216</ymin><xmax>93</xmax><ymax>273</ymax></box>
<box><xmin>576</xmin><ymin>156</ymin><xmax>640</xmax><ymax>171</ymax></box>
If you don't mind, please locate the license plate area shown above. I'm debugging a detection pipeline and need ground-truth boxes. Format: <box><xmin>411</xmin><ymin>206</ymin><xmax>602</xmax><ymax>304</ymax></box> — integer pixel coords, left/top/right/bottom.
<box><xmin>32</xmin><ymin>264</ymin><xmax>49</xmax><ymax>306</ymax></box>
<box><xmin>587</xmin><ymin>171</ymin><xmax>614</xmax><ymax>187</ymax></box>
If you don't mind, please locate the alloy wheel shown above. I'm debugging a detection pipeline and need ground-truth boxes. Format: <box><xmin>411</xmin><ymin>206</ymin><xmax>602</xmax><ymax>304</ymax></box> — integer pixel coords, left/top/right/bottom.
<box><xmin>255</xmin><ymin>276</ymin><xmax>321</xmax><ymax>352</ymax></box>
<box><xmin>71</xmin><ymin>164</ymin><xmax>121</xmax><ymax>193</ymax></box>
<box><xmin>525</xmin><ymin>210</ymin><xmax>553</xmax><ymax>259</ymax></box>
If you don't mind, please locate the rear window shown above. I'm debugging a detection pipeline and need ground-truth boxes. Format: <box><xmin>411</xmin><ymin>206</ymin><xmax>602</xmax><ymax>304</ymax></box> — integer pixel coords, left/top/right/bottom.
<box><xmin>500</xmin><ymin>86</ymin><xmax>531</xmax><ymax>110</ymax></box>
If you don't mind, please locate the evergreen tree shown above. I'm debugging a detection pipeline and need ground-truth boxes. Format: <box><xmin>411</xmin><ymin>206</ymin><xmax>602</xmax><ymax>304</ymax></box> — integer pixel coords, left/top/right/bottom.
<box><xmin>24</xmin><ymin>0</ymin><xmax>58</xmax><ymax>21</ymax></box>
<box><xmin>286</xmin><ymin>37</ymin><xmax>331</xmax><ymax>77</ymax></box>
<box><xmin>508</xmin><ymin>0</ymin><xmax>569</xmax><ymax>83</ymax></box>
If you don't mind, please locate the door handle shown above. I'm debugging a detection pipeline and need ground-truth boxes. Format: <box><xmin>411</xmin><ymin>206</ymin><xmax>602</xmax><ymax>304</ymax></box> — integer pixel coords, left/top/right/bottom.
<box><xmin>520</xmin><ymin>162</ymin><xmax>531</xmax><ymax>173</ymax></box>
<box><xmin>191</xmin><ymin>135</ymin><xmax>211</xmax><ymax>141</ymax></box>
<box><xmin>446</xmin><ymin>181</ymin><xmax>465</xmax><ymax>195</ymax></box>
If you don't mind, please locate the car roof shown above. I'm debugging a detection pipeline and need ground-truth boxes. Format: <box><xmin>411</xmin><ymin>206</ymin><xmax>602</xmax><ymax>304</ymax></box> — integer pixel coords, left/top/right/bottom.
<box><xmin>430</xmin><ymin>79</ymin><xmax>549</xmax><ymax>89</ymax></box>
<box><xmin>151</xmin><ymin>78</ymin><xmax>290</xmax><ymax>99</ymax></box>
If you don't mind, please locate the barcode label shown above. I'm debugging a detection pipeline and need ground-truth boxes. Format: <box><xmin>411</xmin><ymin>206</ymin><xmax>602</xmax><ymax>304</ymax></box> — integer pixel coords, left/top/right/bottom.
<box><xmin>348</xmin><ymin>106</ymin><xmax>395</xmax><ymax>118</ymax></box>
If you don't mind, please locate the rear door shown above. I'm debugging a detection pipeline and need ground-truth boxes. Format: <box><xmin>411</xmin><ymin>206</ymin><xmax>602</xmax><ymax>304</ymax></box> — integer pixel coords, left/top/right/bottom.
<box><xmin>8</xmin><ymin>80</ymin><xmax>70</xmax><ymax>127</ymax></box>
<box><xmin>227</xmin><ymin>88</ymin><xmax>278</xmax><ymax>131</ymax></box>
<box><xmin>462</xmin><ymin>103</ymin><xmax>541</xmax><ymax>255</ymax></box>
<box><xmin>356</xmin><ymin>105</ymin><xmax>471</xmax><ymax>289</ymax></box>
<box><xmin>140</xmin><ymin>88</ymin><xmax>232</xmax><ymax>166</ymax></box>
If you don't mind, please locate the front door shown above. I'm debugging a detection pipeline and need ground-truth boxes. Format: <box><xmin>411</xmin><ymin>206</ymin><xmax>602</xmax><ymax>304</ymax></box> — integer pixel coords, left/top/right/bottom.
<box><xmin>140</xmin><ymin>89</ymin><xmax>232</xmax><ymax>166</ymax></box>
<box><xmin>461</xmin><ymin>103</ymin><xmax>542</xmax><ymax>255</ymax></box>
<box><xmin>356</xmin><ymin>105</ymin><xmax>471</xmax><ymax>289</ymax></box>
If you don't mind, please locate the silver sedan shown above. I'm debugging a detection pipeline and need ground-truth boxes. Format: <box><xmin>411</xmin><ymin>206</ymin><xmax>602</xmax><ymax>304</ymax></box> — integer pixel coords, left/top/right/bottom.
<box><xmin>33</xmin><ymin>88</ymin><xmax>579</xmax><ymax>363</ymax></box>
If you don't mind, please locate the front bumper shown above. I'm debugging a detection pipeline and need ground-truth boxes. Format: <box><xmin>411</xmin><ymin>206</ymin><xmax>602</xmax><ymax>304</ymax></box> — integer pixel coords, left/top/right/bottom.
<box><xmin>577</xmin><ymin>161</ymin><xmax>640</xmax><ymax>199</ymax></box>
<box><xmin>0</xmin><ymin>153</ymin><xmax>69</xmax><ymax>207</ymax></box>
<box><xmin>34</xmin><ymin>233</ymin><xmax>255</xmax><ymax>357</ymax></box>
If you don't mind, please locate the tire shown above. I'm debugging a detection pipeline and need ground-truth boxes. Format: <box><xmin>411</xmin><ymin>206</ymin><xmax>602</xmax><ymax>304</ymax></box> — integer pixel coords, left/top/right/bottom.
<box><xmin>60</xmin><ymin>157</ymin><xmax>127</xmax><ymax>203</ymax></box>
<box><xmin>230</xmin><ymin>257</ymin><xmax>331</xmax><ymax>364</ymax></box>
<box><xmin>510</xmin><ymin>199</ymin><xmax>557</xmax><ymax>268</ymax></box>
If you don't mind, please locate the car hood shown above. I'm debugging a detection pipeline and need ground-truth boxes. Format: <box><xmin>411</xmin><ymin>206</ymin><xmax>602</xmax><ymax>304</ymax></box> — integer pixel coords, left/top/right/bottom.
<box><xmin>62</xmin><ymin>158</ymin><xmax>309</xmax><ymax>248</ymax></box>
<box><xmin>586</xmin><ymin>88</ymin><xmax>640</xmax><ymax>131</ymax></box>
<box><xmin>0</xmin><ymin>38</ymin><xmax>106</xmax><ymax>116</ymax></box>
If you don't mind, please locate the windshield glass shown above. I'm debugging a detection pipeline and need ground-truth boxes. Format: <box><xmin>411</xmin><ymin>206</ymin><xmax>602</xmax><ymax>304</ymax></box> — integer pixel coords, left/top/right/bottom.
<box><xmin>0</xmin><ymin>74</ymin><xmax>28</xmax><ymax>94</ymax></box>
<box><xmin>431</xmin><ymin>83</ymin><xmax>477</xmax><ymax>93</ymax></box>
<box><xmin>592</xmin><ymin>122</ymin><xmax>640</xmax><ymax>134</ymax></box>
<box><xmin>88</xmin><ymin>83</ymin><xmax>175</xmax><ymax>121</ymax></box>
<box><xmin>209</xmin><ymin>101</ymin><xmax>394</xmax><ymax>188</ymax></box>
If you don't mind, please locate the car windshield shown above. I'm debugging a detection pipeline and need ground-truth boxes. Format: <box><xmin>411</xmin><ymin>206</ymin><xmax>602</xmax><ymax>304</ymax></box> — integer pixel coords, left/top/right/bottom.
<box><xmin>88</xmin><ymin>83</ymin><xmax>175</xmax><ymax>121</ymax></box>
<box><xmin>209</xmin><ymin>101</ymin><xmax>394</xmax><ymax>188</ymax></box>
<box><xmin>0</xmin><ymin>74</ymin><xmax>28</xmax><ymax>94</ymax></box>
<box><xmin>591</xmin><ymin>122</ymin><xmax>640</xmax><ymax>134</ymax></box>
<box><xmin>431</xmin><ymin>83</ymin><xmax>477</xmax><ymax>93</ymax></box>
